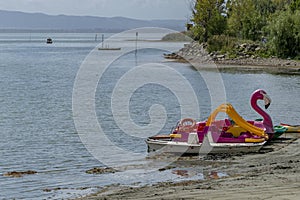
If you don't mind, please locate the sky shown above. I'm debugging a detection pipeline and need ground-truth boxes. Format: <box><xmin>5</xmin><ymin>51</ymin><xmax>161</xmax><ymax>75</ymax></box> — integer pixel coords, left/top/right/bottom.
<box><xmin>0</xmin><ymin>0</ymin><xmax>193</xmax><ymax>20</ymax></box>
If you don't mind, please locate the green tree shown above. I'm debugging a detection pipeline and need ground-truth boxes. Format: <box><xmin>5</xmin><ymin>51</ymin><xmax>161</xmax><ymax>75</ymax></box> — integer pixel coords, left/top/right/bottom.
<box><xmin>291</xmin><ymin>0</ymin><xmax>300</xmax><ymax>12</ymax></box>
<box><xmin>191</xmin><ymin>0</ymin><xmax>227</xmax><ymax>42</ymax></box>
<box><xmin>266</xmin><ymin>8</ymin><xmax>300</xmax><ymax>58</ymax></box>
<box><xmin>227</xmin><ymin>0</ymin><xmax>267</xmax><ymax>41</ymax></box>
<box><xmin>272</xmin><ymin>0</ymin><xmax>292</xmax><ymax>11</ymax></box>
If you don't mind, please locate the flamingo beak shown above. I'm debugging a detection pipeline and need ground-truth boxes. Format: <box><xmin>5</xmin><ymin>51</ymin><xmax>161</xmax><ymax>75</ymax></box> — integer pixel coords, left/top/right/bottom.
<box><xmin>263</xmin><ymin>94</ymin><xmax>271</xmax><ymax>109</ymax></box>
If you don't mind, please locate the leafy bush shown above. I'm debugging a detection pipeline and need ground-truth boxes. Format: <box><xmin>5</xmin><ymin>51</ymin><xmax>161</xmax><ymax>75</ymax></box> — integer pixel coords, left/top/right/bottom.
<box><xmin>266</xmin><ymin>9</ymin><xmax>300</xmax><ymax>58</ymax></box>
<box><xmin>207</xmin><ymin>35</ymin><xmax>237</xmax><ymax>53</ymax></box>
<box><xmin>207</xmin><ymin>34</ymin><xmax>270</xmax><ymax>58</ymax></box>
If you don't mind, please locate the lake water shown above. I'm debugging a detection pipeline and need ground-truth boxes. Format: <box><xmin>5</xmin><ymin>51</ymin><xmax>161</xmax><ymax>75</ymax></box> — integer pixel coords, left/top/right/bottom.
<box><xmin>0</xmin><ymin>31</ymin><xmax>299</xmax><ymax>199</ymax></box>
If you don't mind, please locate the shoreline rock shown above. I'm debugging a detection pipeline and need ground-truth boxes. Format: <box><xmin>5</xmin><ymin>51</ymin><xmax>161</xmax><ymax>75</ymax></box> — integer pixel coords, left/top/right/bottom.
<box><xmin>3</xmin><ymin>170</ymin><xmax>37</xmax><ymax>178</ymax></box>
<box><xmin>163</xmin><ymin>42</ymin><xmax>300</xmax><ymax>74</ymax></box>
<box><xmin>85</xmin><ymin>167</ymin><xmax>118</xmax><ymax>174</ymax></box>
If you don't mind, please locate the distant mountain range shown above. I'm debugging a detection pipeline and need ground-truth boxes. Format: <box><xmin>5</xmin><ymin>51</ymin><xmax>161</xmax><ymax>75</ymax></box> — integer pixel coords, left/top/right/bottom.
<box><xmin>0</xmin><ymin>10</ymin><xmax>186</xmax><ymax>32</ymax></box>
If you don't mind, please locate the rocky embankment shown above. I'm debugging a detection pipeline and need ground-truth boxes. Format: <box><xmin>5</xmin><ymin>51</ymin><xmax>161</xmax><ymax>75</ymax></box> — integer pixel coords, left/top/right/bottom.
<box><xmin>164</xmin><ymin>42</ymin><xmax>212</xmax><ymax>63</ymax></box>
<box><xmin>164</xmin><ymin>42</ymin><xmax>300</xmax><ymax>74</ymax></box>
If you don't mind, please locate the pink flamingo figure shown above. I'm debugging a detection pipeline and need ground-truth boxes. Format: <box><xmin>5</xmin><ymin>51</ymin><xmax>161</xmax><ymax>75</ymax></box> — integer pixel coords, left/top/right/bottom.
<box><xmin>251</xmin><ymin>89</ymin><xmax>274</xmax><ymax>136</ymax></box>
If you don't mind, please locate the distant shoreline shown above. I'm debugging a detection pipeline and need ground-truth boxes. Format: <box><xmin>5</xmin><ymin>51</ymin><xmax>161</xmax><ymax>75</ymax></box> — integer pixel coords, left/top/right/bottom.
<box><xmin>0</xmin><ymin>29</ymin><xmax>123</xmax><ymax>33</ymax></box>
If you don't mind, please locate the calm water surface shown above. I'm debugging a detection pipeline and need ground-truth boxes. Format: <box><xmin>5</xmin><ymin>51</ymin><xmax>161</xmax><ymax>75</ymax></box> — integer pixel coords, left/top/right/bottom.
<box><xmin>0</xmin><ymin>32</ymin><xmax>299</xmax><ymax>199</ymax></box>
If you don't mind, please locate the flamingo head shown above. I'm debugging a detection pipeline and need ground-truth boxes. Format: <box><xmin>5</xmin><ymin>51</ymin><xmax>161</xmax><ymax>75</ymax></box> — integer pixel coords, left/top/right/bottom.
<box><xmin>252</xmin><ymin>89</ymin><xmax>272</xmax><ymax>109</ymax></box>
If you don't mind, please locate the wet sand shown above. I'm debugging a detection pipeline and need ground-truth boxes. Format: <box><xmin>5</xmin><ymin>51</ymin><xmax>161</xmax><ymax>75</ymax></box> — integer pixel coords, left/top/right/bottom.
<box><xmin>76</xmin><ymin>133</ymin><xmax>300</xmax><ymax>200</ymax></box>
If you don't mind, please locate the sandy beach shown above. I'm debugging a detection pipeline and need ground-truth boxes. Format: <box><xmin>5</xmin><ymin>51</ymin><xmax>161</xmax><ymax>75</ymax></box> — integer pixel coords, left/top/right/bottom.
<box><xmin>76</xmin><ymin>132</ymin><xmax>300</xmax><ymax>200</ymax></box>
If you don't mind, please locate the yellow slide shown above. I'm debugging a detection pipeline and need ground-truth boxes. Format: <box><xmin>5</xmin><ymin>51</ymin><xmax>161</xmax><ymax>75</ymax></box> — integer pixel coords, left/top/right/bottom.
<box><xmin>206</xmin><ymin>103</ymin><xmax>268</xmax><ymax>139</ymax></box>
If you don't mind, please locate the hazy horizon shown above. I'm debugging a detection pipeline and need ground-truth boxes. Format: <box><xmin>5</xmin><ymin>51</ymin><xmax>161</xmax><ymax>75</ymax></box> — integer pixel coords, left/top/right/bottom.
<box><xmin>0</xmin><ymin>9</ymin><xmax>186</xmax><ymax>32</ymax></box>
<box><xmin>0</xmin><ymin>0</ymin><xmax>193</xmax><ymax>20</ymax></box>
<box><xmin>0</xmin><ymin>8</ymin><xmax>187</xmax><ymax>21</ymax></box>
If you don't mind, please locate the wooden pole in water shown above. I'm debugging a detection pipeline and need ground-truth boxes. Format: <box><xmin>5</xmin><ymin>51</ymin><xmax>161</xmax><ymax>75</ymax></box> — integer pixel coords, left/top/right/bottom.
<box><xmin>102</xmin><ymin>34</ymin><xmax>104</xmax><ymax>48</ymax></box>
<box><xmin>135</xmin><ymin>32</ymin><xmax>138</xmax><ymax>55</ymax></box>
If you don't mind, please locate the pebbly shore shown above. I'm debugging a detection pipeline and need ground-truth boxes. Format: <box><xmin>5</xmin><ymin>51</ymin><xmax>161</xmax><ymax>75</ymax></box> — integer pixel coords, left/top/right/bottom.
<box><xmin>164</xmin><ymin>42</ymin><xmax>300</xmax><ymax>75</ymax></box>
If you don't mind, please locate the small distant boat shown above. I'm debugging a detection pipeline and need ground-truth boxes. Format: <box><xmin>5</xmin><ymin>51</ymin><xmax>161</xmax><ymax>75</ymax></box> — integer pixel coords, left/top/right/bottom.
<box><xmin>46</xmin><ymin>38</ymin><xmax>53</xmax><ymax>44</ymax></box>
<box><xmin>98</xmin><ymin>47</ymin><xmax>121</xmax><ymax>51</ymax></box>
<box><xmin>163</xmin><ymin>53</ymin><xmax>178</xmax><ymax>59</ymax></box>
<box><xmin>98</xmin><ymin>34</ymin><xmax>121</xmax><ymax>50</ymax></box>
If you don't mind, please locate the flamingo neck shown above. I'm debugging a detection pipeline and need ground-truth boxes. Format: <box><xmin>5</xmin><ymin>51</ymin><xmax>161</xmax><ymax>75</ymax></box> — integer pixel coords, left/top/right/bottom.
<box><xmin>251</xmin><ymin>100</ymin><xmax>274</xmax><ymax>133</ymax></box>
